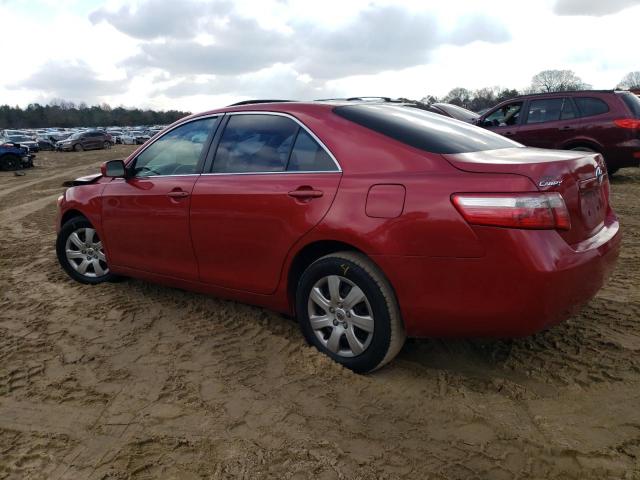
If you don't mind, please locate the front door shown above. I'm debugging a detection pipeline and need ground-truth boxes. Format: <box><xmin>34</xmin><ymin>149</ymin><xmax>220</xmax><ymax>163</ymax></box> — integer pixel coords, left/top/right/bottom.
<box><xmin>190</xmin><ymin>113</ymin><xmax>341</xmax><ymax>294</ymax></box>
<box><xmin>101</xmin><ymin>116</ymin><xmax>220</xmax><ymax>280</ymax></box>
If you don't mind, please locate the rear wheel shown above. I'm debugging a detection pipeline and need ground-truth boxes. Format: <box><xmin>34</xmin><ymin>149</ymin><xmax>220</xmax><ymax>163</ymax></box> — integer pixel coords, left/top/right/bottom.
<box><xmin>74</xmin><ymin>143</ymin><xmax>84</xmax><ymax>152</ymax></box>
<box><xmin>56</xmin><ymin>217</ymin><xmax>116</xmax><ymax>284</ymax></box>
<box><xmin>103</xmin><ymin>141</ymin><xmax>112</xmax><ymax>149</ymax></box>
<box><xmin>0</xmin><ymin>154</ymin><xmax>20</xmax><ymax>171</ymax></box>
<box><xmin>296</xmin><ymin>251</ymin><xmax>405</xmax><ymax>373</ymax></box>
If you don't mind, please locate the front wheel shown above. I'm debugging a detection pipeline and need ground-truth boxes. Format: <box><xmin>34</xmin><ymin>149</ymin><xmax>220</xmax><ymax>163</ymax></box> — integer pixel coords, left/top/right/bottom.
<box><xmin>0</xmin><ymin>154</ymin><xmax>20</xmax><ymax>171</ymax></box>
<box><xmin>103</xmin><ymin>141</ymin><xmax>112</xmax><ymax>149</ymax></box>
<box><xmin>56</xmin><ymin>217</ymin><xmax>117</xmax><ymax>284</ymax></box>
<box><xmin>296</xmin><ymin>251</ymin><xmax>405</xmax><ymax>373</ymax></box>
<box><xmin>74</xmin><ymin>143</ymin><xmax>84</xmax><ymax>152</ymax></box>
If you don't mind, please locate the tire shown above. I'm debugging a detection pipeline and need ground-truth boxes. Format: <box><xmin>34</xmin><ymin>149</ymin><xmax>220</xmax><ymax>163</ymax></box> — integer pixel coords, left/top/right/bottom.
<box><xmin>74</xmin><ymin>143</ymin><xmax>84</xmax><ymax>152</ymax></box>
<box><xmin>103</xmin><ymin>141</ymin><xmax>112</xmax><ymax>149</ymax></box>
<box><xmin>56</xmin><ymin>217</ymin><xmax>117</xmax><ymax>285</ymax></box>
<box><xmin>296</xmin><ymin>251</ymin><xmax>405</xmax><ymax>373</ymax></box>
<box><xmin>0</xmin><ymin>154</ymin><xmax>20</xmax><ymax>171</ymax></box>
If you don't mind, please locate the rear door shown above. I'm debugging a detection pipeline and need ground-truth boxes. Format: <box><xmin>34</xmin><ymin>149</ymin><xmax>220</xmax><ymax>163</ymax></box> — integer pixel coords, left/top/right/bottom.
<box><xmin>479</xmin><ymin>101</ymin><xmax>524</xmax><ymax>141</ymax></box>
<box><xmin>85</xmin><ymin>132</ymin><xmax>99</xmax><ymax>150</ymax></box>
<box><xmin>102</xmin><ymin>116</ymin><xmax>220</xmax><ymax>280</ymax></box>
<box><xmin>517</xmin><ymin>97</ymin><xmax>581</xmax><ymax>148</ymax></box>
<box><xmin>190</xmin><ymin>112</ymin><xmax>341</xmax><ymax>294</ymax></box>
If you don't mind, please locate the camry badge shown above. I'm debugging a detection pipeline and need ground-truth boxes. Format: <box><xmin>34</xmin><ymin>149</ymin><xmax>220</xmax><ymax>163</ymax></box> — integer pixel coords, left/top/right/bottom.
<box><xmin>595</xmin><ymin>166</ymin><xmax>604</xmax><ymax>185</ymax></box>
<box><xmin>538</xmin><ymin>179</ymin><xmax>563</xmax><ymax>187</ymax></box>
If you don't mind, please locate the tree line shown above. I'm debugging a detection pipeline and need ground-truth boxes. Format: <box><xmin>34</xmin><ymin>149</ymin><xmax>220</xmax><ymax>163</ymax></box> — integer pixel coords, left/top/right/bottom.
<box><xmin>0</xmin><ymin>100</ymin><xmax>190</xmax><ymax>129</ymax></box>
<box><xmin>422</xmin><ymin>70</ymin><xmax>640</xmax><ymax>112</ymax></box>
<box><xmin>2</xmin><ymin>70</ymin><xmax>638</xmax><ymax>128</ymax></box>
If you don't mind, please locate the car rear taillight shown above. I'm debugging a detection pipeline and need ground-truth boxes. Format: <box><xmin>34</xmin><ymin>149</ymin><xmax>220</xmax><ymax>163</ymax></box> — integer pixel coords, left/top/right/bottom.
<box><xmin>452</xmin><ymin>193</ymin><xmax>571</xmax><ymax>231</ymax></box>
<box><xmin>614</xmin><ymin>118</ymin><xmax>640</xmax><ymax>129</ymax></box>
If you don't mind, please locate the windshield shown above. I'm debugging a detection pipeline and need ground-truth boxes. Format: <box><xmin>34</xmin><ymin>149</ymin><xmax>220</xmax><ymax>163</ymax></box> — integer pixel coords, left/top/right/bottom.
<box><xmin>333</xmin><ymin>104</ymin><xmax>521</xmax><ymax>154</ymax></box>
<box><xmin>69</xmin><ymin>132</ymin><xmax>83</xmax><ymax>139</ymax></box>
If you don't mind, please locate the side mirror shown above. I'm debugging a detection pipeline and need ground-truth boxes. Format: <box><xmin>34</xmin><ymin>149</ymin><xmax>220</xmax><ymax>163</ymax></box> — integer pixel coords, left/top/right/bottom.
<box><xmin>101</xmin><ymin>160</ymin><xmax>127</xmax><ymax>178</ymax></box>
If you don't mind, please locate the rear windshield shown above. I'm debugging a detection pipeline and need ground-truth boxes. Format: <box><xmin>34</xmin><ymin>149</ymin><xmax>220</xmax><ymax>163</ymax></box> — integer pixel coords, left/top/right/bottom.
<box><xmin>333</xmin><ymin>104</ymin><xmax>521</xmax><ymax>154</ymax></box>
<box><xmin>619</xmin><ymin>92</ymin><xmax>640</xmax><ymax>118</ymax></box>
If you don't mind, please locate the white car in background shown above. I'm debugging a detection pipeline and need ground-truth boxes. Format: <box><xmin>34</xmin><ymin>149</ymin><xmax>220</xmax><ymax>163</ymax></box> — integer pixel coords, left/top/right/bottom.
<box><xmin>120</xmin><ymin>132</ymin><xmax>138</xmax><ymax>145</ymax></box>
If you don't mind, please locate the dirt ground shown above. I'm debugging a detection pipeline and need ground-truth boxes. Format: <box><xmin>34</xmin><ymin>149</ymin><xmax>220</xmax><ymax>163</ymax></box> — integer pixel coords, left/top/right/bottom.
<box><xmin>0</xmin><ymin>146</ymin><xmax>639</xmax><ymax>480</ymax></box>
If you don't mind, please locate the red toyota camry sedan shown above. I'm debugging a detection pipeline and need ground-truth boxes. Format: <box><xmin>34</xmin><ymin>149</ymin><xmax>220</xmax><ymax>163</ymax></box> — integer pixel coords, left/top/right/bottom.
<box><xmin>56</xmin><ymin>100</ymin><xmax>621</xmax><ymax>373</ymax></box>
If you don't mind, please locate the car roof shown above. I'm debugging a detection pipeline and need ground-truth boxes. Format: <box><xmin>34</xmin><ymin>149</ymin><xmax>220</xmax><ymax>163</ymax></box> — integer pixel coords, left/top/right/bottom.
<box><xmin>512</xmin><ymin>89</ymin><xmax>621</xmax><ymax>100</ymax></box>
<box><xmin>186</xmin><ymin>99</ymin><xmax>426</xmax><ymax>123</ymax></box>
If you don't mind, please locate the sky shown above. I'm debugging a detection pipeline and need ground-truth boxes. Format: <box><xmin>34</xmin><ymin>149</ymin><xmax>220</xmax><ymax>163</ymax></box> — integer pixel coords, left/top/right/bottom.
<box><xmin>1</xmin><ymin>0</ymin><xmax>639</xmax><ymax>112</ymax></box>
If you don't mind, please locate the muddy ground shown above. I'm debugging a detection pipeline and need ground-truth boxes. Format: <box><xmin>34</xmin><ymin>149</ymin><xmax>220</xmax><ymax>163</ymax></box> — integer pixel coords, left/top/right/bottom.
<box><xmin>0</xmin><ymin>146</ymin><xmax>639</xmax><ymax>479</ymax></box>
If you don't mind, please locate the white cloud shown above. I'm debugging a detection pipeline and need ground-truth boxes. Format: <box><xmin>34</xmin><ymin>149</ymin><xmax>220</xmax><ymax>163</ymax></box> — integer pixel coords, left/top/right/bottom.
<box><xmin>1</xmin><ymin>0</ymin><xmax>639</xmax><ymax>112</ymax></box>
<box><xmin>554</xmin><ymin>0</ymin><xmax>640</xmax><ymax>16</ymax></box>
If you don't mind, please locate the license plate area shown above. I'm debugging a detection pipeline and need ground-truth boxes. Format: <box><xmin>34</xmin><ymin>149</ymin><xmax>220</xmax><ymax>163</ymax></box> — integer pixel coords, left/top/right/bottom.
<box><xmin>579</xmin><ymin>187</ymin><xmax>605</xmax><ymax>229</ymax></box>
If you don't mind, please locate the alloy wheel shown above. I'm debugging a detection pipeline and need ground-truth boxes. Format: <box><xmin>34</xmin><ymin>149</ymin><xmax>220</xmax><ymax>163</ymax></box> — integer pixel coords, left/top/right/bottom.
<box><xmin>307</xmin><ymin>275</ymin><xmax>374</xmax><ymax>357</ymax></box>
<box><xmin>64</xmin><ymin>227</ymin><xmax>109</xmax><ymax>278</ymax></box>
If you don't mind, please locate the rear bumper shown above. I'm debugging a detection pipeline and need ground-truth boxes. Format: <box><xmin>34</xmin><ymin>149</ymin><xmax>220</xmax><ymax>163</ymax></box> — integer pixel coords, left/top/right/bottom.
<box><xmin>374</xmin><ymin>213</ymin><xmax>622</xmax><ymax>338</ymax></box>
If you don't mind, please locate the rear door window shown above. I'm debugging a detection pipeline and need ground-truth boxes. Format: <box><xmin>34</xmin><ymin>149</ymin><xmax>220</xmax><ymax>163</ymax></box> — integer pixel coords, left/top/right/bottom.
<box><xmin>575</xmin><ymin>97</ymin><xmax>610</xmax><ymax>117</ymax></box>
<box><xmin>525</xmin><ymin>98</ymin><xmax>563</xmax><ymax>124</ymax></box>
<box><xmin>213</xmin><ymin>114</ymin><xmax>298</xmax><ymax>173</ymax></box>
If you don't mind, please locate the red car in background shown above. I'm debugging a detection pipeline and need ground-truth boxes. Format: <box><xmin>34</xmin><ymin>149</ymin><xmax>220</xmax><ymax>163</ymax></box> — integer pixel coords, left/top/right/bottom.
<box><xmin>56</xmin><ymin>100</ymin><xmax>621</xmax><ymax>372</ymax></box>
<box><xmin>477</xmin><ymin>90</ymin><xmax>640</xmax><ymax>174</ymax></box>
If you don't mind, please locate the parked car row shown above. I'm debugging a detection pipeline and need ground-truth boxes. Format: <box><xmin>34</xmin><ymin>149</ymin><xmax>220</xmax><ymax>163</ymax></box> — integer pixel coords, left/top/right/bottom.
<box><xmin>0</xmin><ymin>124</ymin><xmax>167</xmax><ymax>154</ymax></box>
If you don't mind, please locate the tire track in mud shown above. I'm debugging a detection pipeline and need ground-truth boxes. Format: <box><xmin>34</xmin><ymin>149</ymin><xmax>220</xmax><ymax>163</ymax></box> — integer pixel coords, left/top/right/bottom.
<box><xmin>0</xmin><ymin>151</ymin><xmax>639</xmax><ymax>479</ymax></box>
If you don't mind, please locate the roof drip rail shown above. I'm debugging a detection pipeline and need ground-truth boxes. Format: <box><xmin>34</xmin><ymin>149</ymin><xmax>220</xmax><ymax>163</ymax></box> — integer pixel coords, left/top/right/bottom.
<box><xmin>315</xmin><ymin>97</ymin><xmax>402</xmax><ymax>103</ymax></box>
<box><xmin>228</xmin><ymin>99</ymin><xmax>292</xmax><ymax>106</ymax></box>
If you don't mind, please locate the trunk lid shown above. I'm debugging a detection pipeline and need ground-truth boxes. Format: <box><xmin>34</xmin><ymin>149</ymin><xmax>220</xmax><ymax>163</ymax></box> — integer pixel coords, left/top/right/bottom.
<box><xmin>442</xmin><ymin>147</ymin><xmax>609</xmax><ymax>246</ymax></box>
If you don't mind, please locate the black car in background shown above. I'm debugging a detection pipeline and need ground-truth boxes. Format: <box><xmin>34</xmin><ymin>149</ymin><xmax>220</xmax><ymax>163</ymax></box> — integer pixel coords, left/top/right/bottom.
<box><xmin>36</xmin><ymin>136</ymin><xmax>56</xmax><ymax>150</ymax></box>
<box><xmin>428</xmin><ymin>103</ymin><xmax>480</xmax><ymax>123</ymax></box>
<box><xmin>56</xmin><ymin>131</ymin><xmax>113</xmax><ymax>152</ymax></box>
<box><xmin>3</xmin><ymin>134</ymin><xmax>40</xmax><ymax>152</ymax></box>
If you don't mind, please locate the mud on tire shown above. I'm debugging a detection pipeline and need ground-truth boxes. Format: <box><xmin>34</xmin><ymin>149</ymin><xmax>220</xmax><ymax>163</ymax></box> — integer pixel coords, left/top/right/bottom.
<box><xmin>296</xmin><ymin>251</ymin><xmax>405</xmax><ymax>373</ymax></box>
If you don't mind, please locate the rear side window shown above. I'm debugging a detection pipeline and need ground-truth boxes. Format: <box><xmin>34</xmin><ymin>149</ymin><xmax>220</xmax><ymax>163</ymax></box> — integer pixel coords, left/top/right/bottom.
<box><xmin>335</xmin><ymin>104</ymin><xmax>521</xmax><ymax>154</ymax></box>
<box><xmin>287</xmin><ymin>130</ymin><xmax>336</xmax><ymax>171</ymax></box>
<box><xmin>575</xmin><ymin>97</ymin><xmax>609</xmax><ymax>117</ymax></box>
<box><xmin>619</xmin><ymin>92</ymin><xmax>640</xmax><ymax>118</ymax></box>
<box><xmin>213</xmin><ymin>115</ymin><xmax>298</xmax><ymax>173</ymax></box>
